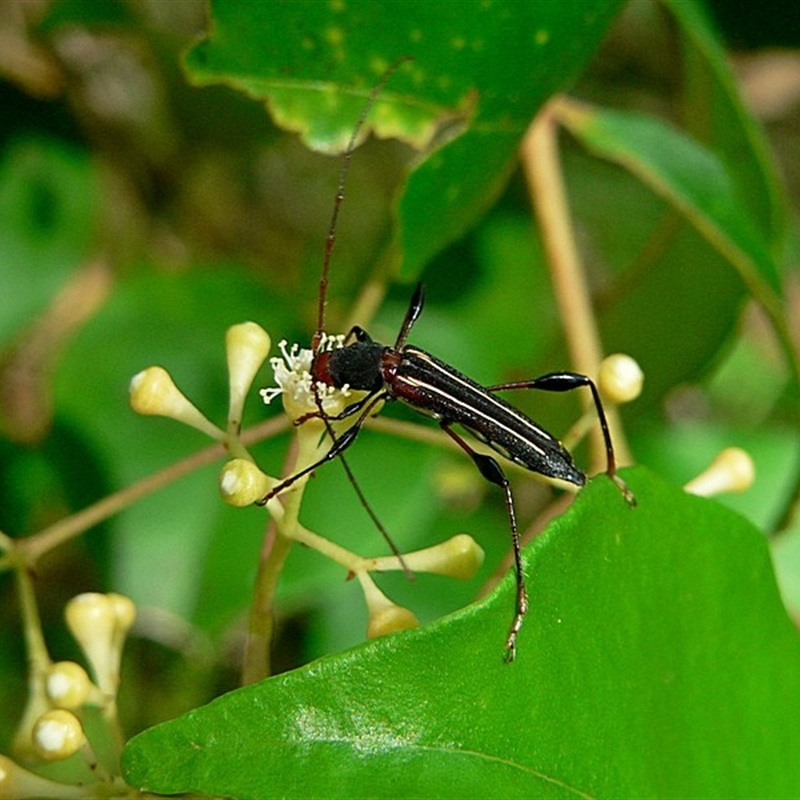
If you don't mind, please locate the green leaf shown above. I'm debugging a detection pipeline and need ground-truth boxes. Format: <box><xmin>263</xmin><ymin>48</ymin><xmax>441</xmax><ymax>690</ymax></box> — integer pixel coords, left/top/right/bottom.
<box><xmin>560</xmin><ymin>103</ymin><xmax>781</xmax><ymax>298</ymax></box>
<box><xmin>123</xmin><ymin>468</ymin><xmax>800</xmax><ymax>798</ymax></box>
<box><xmin>184</xmin><ymin>0</ymin><xmax>626</xmax><ymax>280</ymax></box>
<box><xmin>666</xmin><ymin>0</ymin><xmax>790</xmax><ymax>256</ymax></box>
<box><xmin>540</xmin><ymin>3</ymin><xmax>791</xmax><ymax>414</ymax></box>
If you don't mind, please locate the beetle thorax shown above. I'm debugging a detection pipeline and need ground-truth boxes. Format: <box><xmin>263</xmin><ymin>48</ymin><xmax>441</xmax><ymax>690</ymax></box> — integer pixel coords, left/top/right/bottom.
<box><xmin>316</xmin><ymin>341</ymin><xmax>386</xmax><ymax>392</ymax></box>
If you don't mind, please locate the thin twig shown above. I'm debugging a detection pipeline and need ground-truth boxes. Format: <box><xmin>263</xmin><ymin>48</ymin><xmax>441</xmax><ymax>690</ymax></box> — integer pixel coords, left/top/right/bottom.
<box><xmin>520</xmin><ymin>98</ymin><xmax>631</xmax><ymax>469</ymax></box>
<box><xmin>8</xmin><ymin>416</ymin><xmax>289</xmax><ymax>567</ymax></box>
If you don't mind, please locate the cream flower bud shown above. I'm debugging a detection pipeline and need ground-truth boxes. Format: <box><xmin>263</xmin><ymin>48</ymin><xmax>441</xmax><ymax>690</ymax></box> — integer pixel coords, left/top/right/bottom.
<box><xmin>0</xmin><ymin>754</ymin><xmax>89</xmax><ymax>799</ymax></box>
<box><xmin>227</xmin><ymin>322</ymin><xmax>271</xmax><ymax>431</ymax></box>
<box><xmin>45</xmin><ymin>662</ymin><xmax>93</xmax><ymax>709</ymax></box>
<box><xmin>367</xmin><ymin>604</ymin><xmax>420</xmax><ymax>640</ymax></box>
<box><xmin>108</xmin><ymin>593</ymin><xmax>136</xmax><ymax>684</ymax></box>
<box><xmin>108</xmin><ymin>592</ymin><xmax>136</xmax><ymax>640</ymax></box>
<box><xmin>130</xmin><ymin>366</ymin><xmax>224</xmax><ymax>440</ymax></box>
<box><xmin>219</xmin><ymin>458</ymin><xmax>274</xmax><ymax>506</ymax></box>
<box><xmin>357</xmin><ymin>572</ymin><xmax>419</xmax><ymax>640</ymax></box>
<box><xmin>598</xmin><ymin>354</ymin><xmax>643</xmax><ymax>404</ymax></box>
<box><xmin>372</xmin><ymin>534</ymin><xmax>485</xmax><ymax>580</ymax></box>
<box><xmin>32</xmin><ymin>710</ymin><xmax>84</xmax><ymax>761</ymax></box>
<box><xmin>684</xmin><ymin>447</ymin><xmax>755</xmax><ymax>497</ymax></box>
<box><xmin>64</xmin><ymin>593</ymin><xmax>134</xmax><ymax>696</ymax></box>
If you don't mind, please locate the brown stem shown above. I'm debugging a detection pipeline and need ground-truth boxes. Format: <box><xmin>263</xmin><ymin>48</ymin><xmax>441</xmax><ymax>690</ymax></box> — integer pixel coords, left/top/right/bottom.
<box><xmin>8</xmin><ymin>416</ymin><xmax>289</xmax><ymax>568</ymax></box>
<box><xmin>521</xmin><ymin>98</ymin><xmax>631</xmax><ymax>469</ymax></box>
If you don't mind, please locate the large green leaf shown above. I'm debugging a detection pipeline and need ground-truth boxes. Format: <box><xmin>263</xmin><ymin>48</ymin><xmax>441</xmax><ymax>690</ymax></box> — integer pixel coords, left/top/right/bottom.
<box><xmin>666</xmin><ymin>0</ymin><xmax>790</xmax><ymax>256</ymax></box>
<box><xmin>560</xmin><ymin>104</ymin><xmax>780</xmax><ymax>297</ymax></box>
<box><xmin>184</xmin><ymin>0</ymin><xmax>625</xmax><ymax>280</ymax></box>
<box><xmin>123</xmin><ymin>468</ymin><xmax>800</xmax><ymax>798</ymax></box>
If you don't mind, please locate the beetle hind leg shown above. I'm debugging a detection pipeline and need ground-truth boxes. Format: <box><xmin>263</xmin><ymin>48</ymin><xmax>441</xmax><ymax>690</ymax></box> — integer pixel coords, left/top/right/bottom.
<box><xmin>440</xmin><ymin>422</ymin><xmax>529</xmax><ymax>662</ymax></box>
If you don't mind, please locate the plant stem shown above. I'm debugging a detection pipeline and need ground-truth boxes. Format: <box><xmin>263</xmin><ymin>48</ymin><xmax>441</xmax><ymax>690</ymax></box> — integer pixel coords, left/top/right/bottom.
<box><xmin>242</xmin><ymin>417</ymin><xmax>392</xmax><ymax>681</ymax></box>
<box><xmin>4</xmin><ymin>416</ymin><xmax>288</xmax><ymax>569</ymax></box>
<box><xmin>11</xmin><ymin>560</ymin><xmax>52</xmax><ymax>757</ymax></box>
<box><xmin>242</xmin><ymin>516</ymin><xmax>293</xmax><ymax>685</ymax></box>
<box><xmin>15</xmin><ymin>561</ymin><xmax>51</xmax><ymax>676</ymax></box>
<box><xmin>521</xmin><ymin>98</ymin><xmax>631</xmax><ymax>469</ymax></box>
<box><xmin>345</xmin><ymin>276</ymin><xmax>387</xmax><ymax>334</ymax></box>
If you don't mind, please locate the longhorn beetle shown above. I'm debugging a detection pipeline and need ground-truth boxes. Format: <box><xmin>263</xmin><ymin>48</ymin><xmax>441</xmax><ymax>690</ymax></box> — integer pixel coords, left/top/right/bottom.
<box><xmin>262</xmin><ymin>59</ymin><xmax>634</xmax><ymax>661</ymax></box>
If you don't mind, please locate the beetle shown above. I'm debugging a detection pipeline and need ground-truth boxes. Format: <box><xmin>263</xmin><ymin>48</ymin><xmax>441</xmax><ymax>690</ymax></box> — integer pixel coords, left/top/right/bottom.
<box><xmin>263</xmin><ymin>280</ymin><xmax>633</xmax><ymax>660</ymax></box>
<box><xmin>261</xmin><ymin>61</ymin><xmax>634</xmax><ymax>660</ymax></box>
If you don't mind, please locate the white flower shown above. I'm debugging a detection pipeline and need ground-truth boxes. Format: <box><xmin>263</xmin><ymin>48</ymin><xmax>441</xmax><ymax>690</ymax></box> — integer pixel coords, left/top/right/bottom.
<box><xmin>260</xmin><ymin>337</ymin><xmax>355</xmax><ymax>421</ymax></box>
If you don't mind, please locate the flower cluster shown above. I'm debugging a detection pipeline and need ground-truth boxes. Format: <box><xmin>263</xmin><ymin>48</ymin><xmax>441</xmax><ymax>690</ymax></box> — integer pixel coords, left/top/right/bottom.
<box><xmin>1</xmin><ymin>593</ymin><xmax>135</xmax><ymax>800</ymax></box>
<box><xmin>130</xmin><ymin>324</ymin><xmax>485</xmax><ymax>645</ymax></box>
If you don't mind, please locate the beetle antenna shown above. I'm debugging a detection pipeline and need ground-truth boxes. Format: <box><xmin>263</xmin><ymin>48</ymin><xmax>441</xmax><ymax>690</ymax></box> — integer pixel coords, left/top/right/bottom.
<box><xmin>316</xmin><ymin>56</ymin><xmax>413</xmax><ymax>344</ymax></box>
<box><xmin>312</xmin><ymin>58</ymin><xmax>414</xmax><ymax>577</ymax></box>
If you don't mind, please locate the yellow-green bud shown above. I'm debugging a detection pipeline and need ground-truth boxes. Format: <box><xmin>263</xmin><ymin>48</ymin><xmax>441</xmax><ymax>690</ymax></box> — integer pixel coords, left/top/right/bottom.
<box><xmin>0</xmin><ymin>754</ymin><xmax>89</xmax><ymax>800</ymax></box>
<box><xmin>129</xmin><ymin>366</ymin><xmax>223</xmax><ymax>439</ymax></box>
<box><xmin>598</xmin><ymin>354</ymin><xmax>643</xmax><ymax>404</ymax></box>
<box><xmin>227</xmin><ymin>322</ymin><xmax>271</xmax><ymax>430</ymax></box>
<box><xmin>367</xmin><ymin>604</ymin><xmax>420</xmax><ymax>640</ymax></box>
<box><xmin>684</xmin><ymin>447</ymin><xmax>755</xmax><ymax>497</ymax></box>
<box><xmin>107</xmin><ymin>592</ymin><xmax>136</xmax><ymax>639</ymax></box>
<box><xmin>32</xmin><ymin>710</ymin><xmax>84</xmax><ymax>761</ymax></box>
<box><xmin>372</xmin><ymin>534</ymin><xmax>485</xmax><ymax>580</ymax></box>
<box><xmin>65</xmin><ymin>593</ymin><xmax>115</xmax><ymax>682</ymax></box>
<box><xmin>45</xmin><ymin>662</ymin><xmax>92</xmax><ymax>709</ymax></box>
<box><xmin>219</xmin><ymin>458</ymin><xmax>274</xmax><ymax>506</ymax></box>
<box><xmin>433</xmin><ymin>462</ymin><xmax>484</xmax><ymax>511</ymax></box>
<box><xmin>65</xmin><ymin>593</ymin><xmax>132</xmax><ymax>696</ymax></box>
<box><xmin>357</xmin><ymin>572</ymin><xmax>419</xmax><ymax>640</ymax></box>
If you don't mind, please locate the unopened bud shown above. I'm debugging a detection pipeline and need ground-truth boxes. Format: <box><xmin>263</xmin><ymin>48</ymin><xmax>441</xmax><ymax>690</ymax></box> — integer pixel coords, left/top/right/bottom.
<box><xmin>434</xmin><ymin>462</ymin><xmax>484</xmax><ymax>511</ymax></box>
<box><xmin>45</xmin><ymin>662</ymin><xmax>92</xmax><ymax>709</ymax></box>
<box><xmin>684</xmin><ymin>447</ymin><xmax>755</xmax><ymax>497</ymax></box>
<box><xmin>32</xmin><ymin>710</ymin><xmax>84</xmax><ymax>761</ymax></box>
<box><xmin>598</xmin><ymin>354</ymin><xmax>643</xmax><ymax>404</ymax></box>
<box><xmin>65</xmin><ymin>593</ymin><xmax>134</xmax><ymax>696</ymax></box>
<box><xmin>108</xmin><ymin>593</ymin><xmax>136</xmax><ymax>640</ymax></box>
<box><xmin>372</xmin><ymin>534</ymin><xmax>484</xmax><ymax>580</ymax></box>
<box><xmin>357</xmin><ymin>572</ymin><xmax>419</xmax><ymax>640</ymax></box>
<box><xmin>219</xmin><ymin>458</ymin><xmax>274</xmax><ymax>506</ymax></box>
<box><xmin>130</xmin><ymin>367</ymin><xmax>223</xmax><ymax>440</ymax></box>
<box><xmin>227</xmin><ymin>322</ymin><xmax>271</xmax><ymax>430</ymax></box>
<box><xmin>367</xmin><ymin>604</ymin><xmax>420</xmax><ymax>639</ymax></box>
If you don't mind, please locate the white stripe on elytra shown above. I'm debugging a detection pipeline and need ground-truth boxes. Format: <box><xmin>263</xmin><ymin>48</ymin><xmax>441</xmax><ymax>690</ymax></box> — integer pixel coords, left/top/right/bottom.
<box><xmin>398</xmin><ymin>349</ymin><xmax>555</xmax><ymax>458</ymax></box>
